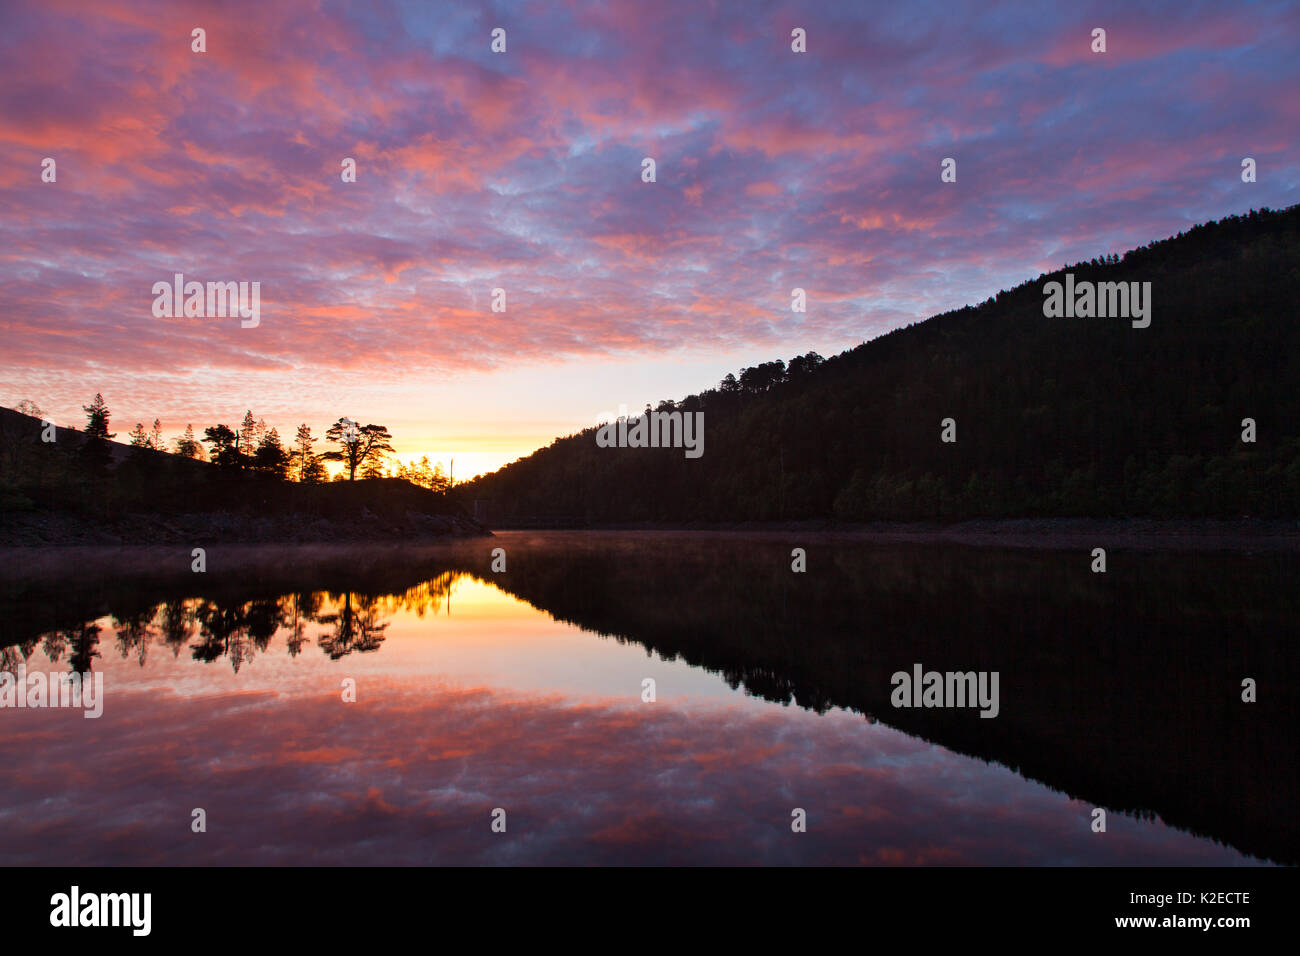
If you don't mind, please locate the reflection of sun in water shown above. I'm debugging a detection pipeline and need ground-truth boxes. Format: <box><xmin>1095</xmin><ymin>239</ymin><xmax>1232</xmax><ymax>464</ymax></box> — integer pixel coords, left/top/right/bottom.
<box><xmin>377</xmin><ymin>572</ymin><xmax>539</xmax><ymax>621</ymax></box>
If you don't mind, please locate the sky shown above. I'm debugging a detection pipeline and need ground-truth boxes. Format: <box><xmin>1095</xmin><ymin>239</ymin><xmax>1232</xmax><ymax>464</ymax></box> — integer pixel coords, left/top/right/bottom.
<box><xmin>1</xmin><ymin>0</ymin><xmax>1297</xmax><ymax>478</ymax></box>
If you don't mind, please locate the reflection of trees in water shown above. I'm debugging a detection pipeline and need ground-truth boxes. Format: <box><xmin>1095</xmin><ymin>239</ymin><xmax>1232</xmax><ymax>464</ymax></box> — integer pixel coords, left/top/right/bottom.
<box><xmin>0</xmin><ymin>641</ymin><xmax>45</xmax><ymax>678</ymax></box>
<box><xmin>159</xmin><ymin>599</ymin><xmax>195</xmax><ymax>658</ymax></box>
<box><xmin>246</xmin><ymin>598</ymin><xmax>285</xmax><ymax>653</ymax></box>
<box><xmin>312</xmin><ymin>572</ymin><xmax>462</xmax><ymax>659</ymax></box>
<box><xmin>317</xmin><ymin>592</ymin><xmax>389</xmax><ymax>660</ymax></box>
<box><xmin>113</xmin><ymin>609</ymin><xmax>156</xmax><ymax>668</ymax></box>
<box><xmin>0</xmin><ymin>644</ymin><xmax>25</xmax><ymax>674</ymax></box>
<box><xmin>24</xmin><ymin>626</ymin><xmax>99</xmax><ymax>674</ymax></box>
<box><xmin>1</xmin><ymin>637</ymin><xmax>44</xmax><ymax>673</ymax></box>
<box><xmin>285</xmin><ymin>592</ymin><xmax>321</xmax><ymax>658</ymax></box>
<box><xmin>385</xmin><ymin>571</ymin><xmax>459</xmax><ymax>618</ymax></box>
<box><xmin>191</xmin><ymin>599</ymin><xmax>247</xmax><ymax>667</ymax></box>
<box><xmin>68</xmin><ymin>622</ymin><xmax>101</xmax><ymax>673</ymax></box>
<box><xmin>191</xmin><ymin>597</ymin><xmax>288</xmax><ymax>673</ymax></box>
<box><xmin>21</xmin><ymin>570</ymin><xmax>471</xmax><ymax>672</ymax></box>
<box><xmin>41</xmin><ymin>629</ymin><xmax>69</xmax><ymax>664</ymax></box>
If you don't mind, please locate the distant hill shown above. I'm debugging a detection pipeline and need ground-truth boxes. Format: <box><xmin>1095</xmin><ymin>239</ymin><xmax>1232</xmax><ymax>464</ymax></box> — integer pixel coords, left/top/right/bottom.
<box><xmin>0</xmin><ymin>407</ymin><xmax>487</xmax><ymax>545</ymax></box>
<box><xmin>465</xmin><ymin>205</ymin><xmax>1300</xmax><ymax>523</ymax></box>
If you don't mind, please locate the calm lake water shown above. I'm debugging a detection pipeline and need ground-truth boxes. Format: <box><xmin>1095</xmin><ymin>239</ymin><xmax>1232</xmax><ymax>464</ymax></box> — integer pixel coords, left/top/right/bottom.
<box><xmin>1</xmin><ymin>531</ymin><xmax>1295</xmax><ymax>865</ymax></box>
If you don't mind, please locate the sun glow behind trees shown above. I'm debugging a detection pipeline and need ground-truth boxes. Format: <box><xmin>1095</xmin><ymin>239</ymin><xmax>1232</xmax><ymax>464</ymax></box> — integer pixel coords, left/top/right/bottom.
<box><xmin>6</xmin><ymin>397</ymin><xmax>463</xmax><ymax>490</ymax></box>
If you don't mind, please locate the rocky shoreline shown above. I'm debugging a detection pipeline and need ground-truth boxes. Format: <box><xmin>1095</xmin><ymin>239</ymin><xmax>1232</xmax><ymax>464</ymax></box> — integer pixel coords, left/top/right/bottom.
<box><xmin>491</xmin><ymin>517</ymin><xmax>1300</xmax><ymax>551</ymax></box>
<box><xmin>0</xmin><ymin>507</ymin><xmax>491</xmax><ymax>547</ymax></box>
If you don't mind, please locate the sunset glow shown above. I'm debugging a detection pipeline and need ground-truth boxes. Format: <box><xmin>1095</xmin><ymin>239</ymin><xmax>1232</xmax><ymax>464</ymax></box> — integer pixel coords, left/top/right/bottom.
<box><xmin>2</xmin><ymin>1</ymin><xmax>1296</xmax><ymax>475</ymax></box>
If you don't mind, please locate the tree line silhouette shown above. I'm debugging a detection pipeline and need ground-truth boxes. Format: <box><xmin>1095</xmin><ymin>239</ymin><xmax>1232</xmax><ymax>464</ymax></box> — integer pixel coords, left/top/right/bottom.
<box><xmin>73</xmin><ymin>396</ymin><xmax>451</xmax><ymax>490</ymax></box>
<box><xmin>5</xmin><ymin>392</ymin><xmax>454</xmax><ymax>490</ymax></box>
<box><xmin>0</xmin><ymin>398</ymin><xmax>475</xmax><ymax>539</ymax></box>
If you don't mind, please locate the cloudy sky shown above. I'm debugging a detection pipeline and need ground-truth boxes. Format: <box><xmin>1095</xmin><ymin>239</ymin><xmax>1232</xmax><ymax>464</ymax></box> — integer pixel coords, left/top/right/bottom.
<box><xmin>2</xmin><ymin>0</ymin><xmax>1296</xmax><ymax>476</ymax></box>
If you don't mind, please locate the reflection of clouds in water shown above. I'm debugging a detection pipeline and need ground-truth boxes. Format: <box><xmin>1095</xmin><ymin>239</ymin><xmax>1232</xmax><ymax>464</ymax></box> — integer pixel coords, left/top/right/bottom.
<box><xmin>3</xmin><ymin>541</ymin><xmax>1290</xmax><ymax>866</ymax></box>
<box><xmin>0</xmin><ymin>684</ymin><xmax>1261</xmax><ymax>866</ymax></box>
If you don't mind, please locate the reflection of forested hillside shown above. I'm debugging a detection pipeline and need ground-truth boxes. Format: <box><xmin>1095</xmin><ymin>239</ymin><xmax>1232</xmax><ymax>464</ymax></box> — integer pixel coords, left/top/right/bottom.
<box><xmin>481</xmin><ymin>534</ymin><xmax>1299</xmax><ymax>864</ymax></box>
<box><xmin>465</xmin><ymin>205</ymin><xmax>1300</xmax><ymax>522</ymax></box>
<box><xmin>3</xmin><ymin>534</ymin><xmax>1295</xmax><ymax>863</ymax></box>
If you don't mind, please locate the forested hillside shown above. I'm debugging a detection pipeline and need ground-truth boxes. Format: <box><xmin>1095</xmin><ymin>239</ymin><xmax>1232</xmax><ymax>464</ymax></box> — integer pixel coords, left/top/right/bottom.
<box><xmin>464</xmin><ymin>205</ymin><xmax>1300</xmax><ymax>522</ymax></box>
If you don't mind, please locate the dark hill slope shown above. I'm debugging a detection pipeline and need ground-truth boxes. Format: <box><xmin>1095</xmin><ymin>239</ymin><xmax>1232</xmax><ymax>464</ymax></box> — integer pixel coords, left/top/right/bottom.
<box><xmin>465</xmin><ymin>205</ymin><xmax>1300</xmax><ymax>522</ymax></box>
